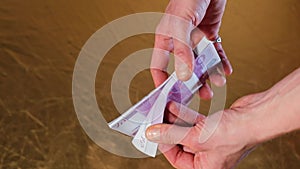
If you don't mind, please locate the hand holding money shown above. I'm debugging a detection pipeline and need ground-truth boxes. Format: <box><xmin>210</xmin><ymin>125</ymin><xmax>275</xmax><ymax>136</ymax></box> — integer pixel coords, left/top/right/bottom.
<box><xmin>151</xmin><ymin>0</ymin><xmax>233</xmax><ymax>88</ymax></box>
<box><xmin>109</xmin><ymin>37</ymin><xmax>222</xmax><ymax>157</ymax></box>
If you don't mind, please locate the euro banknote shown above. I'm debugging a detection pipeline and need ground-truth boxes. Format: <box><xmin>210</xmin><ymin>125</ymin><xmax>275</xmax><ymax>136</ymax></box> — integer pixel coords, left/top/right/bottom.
<box><xmin>108</xmin><ymin>37</ymin><xmax>221</xmax><ymax>157</ymax></box>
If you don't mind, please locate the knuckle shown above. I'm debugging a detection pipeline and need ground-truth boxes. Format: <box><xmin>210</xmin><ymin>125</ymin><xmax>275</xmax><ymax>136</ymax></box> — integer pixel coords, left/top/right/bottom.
<box><xmin>178</xmin><ymin>108</ymin><xmax>190</xmax><ymax>122</ymax></box>
<box><xmin>162</xmin><ymin>126</ymin><xmax>181</xmax><ymax>144</ymax></box>
<box><xmin>154</xmin><ymin>34</ymin><xmax>167</xmax><ymax>44</ymax></box>
<box><xmin>154</xmin><ymin>35</ymin><xmax>172</xmax><ymax>50</ymax></box>
<box><xmin>150</xmin><ymin>68</ymin><xmax>158</xmax><ymax>76</ymax></box>
<box><xmin>195</xmin><ymin>113</ymin><xmax>205</xmax><ymax>124</ymax></box>
<box><xmin>163</xmin><ymin>131</ymin><xmax>175</xmax><ymax>144</ymax></box>
<box><xmin>194</xmin><ymin>123</ymin><xmax>205</xmax><ymax>145</ymax></box>
<box><xmin>168</xmin><ymin>102</ymin><xmax>178</xmax><ymax>113</ymax></box>
<box><xmin>174</xmin><ymin>47</ymin><xmax>191</xmax><ymax>57</ymax></box>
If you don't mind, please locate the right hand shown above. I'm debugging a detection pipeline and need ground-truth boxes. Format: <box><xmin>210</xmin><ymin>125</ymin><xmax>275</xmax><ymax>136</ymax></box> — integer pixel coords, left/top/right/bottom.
<box><xmin>151</xmin><ymin>0</ymin><xmax>233</xmax><ymax>100</ymax></box>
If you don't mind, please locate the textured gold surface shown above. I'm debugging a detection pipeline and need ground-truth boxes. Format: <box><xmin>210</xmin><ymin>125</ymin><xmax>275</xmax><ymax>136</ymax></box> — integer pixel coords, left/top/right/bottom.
<box><xmin>0</xmin><ymin>0</ymin><xmax>299</xmax><ymax>168</ymax></box>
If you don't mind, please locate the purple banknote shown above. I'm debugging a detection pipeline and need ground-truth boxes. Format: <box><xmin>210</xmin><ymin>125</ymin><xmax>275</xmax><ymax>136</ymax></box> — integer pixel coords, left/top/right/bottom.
<box><xmin>108</xmin><ymin>37</ymin><xmax>221</xmax><ymax>157</ymax></box>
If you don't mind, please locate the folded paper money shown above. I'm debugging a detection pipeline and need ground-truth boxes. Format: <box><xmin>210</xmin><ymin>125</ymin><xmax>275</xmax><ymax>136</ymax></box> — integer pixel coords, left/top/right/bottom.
<box><xmin>108</xmin><ymin>37</ymin><xmax>221</xmax><ymax>157</ymax></box>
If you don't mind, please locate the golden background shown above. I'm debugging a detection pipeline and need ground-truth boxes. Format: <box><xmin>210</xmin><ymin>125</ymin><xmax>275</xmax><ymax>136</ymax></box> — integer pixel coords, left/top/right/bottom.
<box><xmin>0</xmin><ymin>0</ymin><xmax>299</xmax><ymax>168</ymax></box>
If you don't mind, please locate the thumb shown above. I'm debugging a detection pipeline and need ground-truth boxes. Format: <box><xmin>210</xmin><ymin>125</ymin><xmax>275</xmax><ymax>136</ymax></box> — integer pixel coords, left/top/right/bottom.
<box><xmin>145</xmin><ymin>124</ymin><xmax>193</xmax><ymax>146</ymax></box>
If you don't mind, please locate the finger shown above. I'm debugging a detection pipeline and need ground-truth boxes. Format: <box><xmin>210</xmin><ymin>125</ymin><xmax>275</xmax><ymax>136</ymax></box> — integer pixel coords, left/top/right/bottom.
<box><xmin>173</xmin><ymin>41</ymin><xmax>194</xmax><ymax>81</ymax></box>
<box><xmin>198</xmin><ymin>0</ymin><xmax>226</xmax><ymax>40</ymax></box>
<box><xmin>208</xmin><ymin>71</ymin><xmax>226</xmax><ymax>87</ymax></box>
<box><xmin>164</xmin><ymin>109</ymin><xmax>192</xmax><ymax>127</ymax></box>
<box><xmin>169</xmin><ymin>15</ymin><xmax>195</xmax><ymax>81</ymax></box>
<box><xmin>213</xmin><ymin>42</ymin><xmax>233</xmax><ymax>75</ymax></box>
<box><xmin>183</xmin><ymin>146</ymin><xmax>196</xmax><ymax>154</ymax></box>
<box><xmin>190</xmin><ymin>28</ymin><xmax>205</xmax><ymax>49</ymax></box>
<box><xmin>190</xmin><ymin>28</ymin><xmax>226</xmax><ymax>100</ymax></box>
<box><xmin>167</xmin><ymin>101</ymin><xmax>205</xmax><ymax>125</ymax></box>
<box><xmin>150</xmin><ymin>34</ymin><xmax>173</xmax><ymax>87</ymax></box>
<box><xmin>197</xmin><ymin>0</ymin><xmax>233</xmax><ymax>76</ymax></box>
<box><xmin>198</xmin><ymin>83</ymin><xmax>213</xmax><ymax>100</ymax></box>
<box><xmin>173</xmin><ymin>39</ymin><xmax>194</xmax><ymax>81</ymax></box>
<box><xmin>150</xmin><ymin>68</ymin><xmax>169</xmax><ymax>88</ymax></box>
<box><xmin>146</xmin><ymin>124</ymin><xmax>200</xmax><ymax>147</ymax></box>
<box><xmin>159</xmin><ymin>144</ymin><xmax>195</xmax><ymax>169</ymax></box>
<box><xmin>190</xmin><ymin>28</ymin><xmax>227</xmax><ymax>86</ymax></box>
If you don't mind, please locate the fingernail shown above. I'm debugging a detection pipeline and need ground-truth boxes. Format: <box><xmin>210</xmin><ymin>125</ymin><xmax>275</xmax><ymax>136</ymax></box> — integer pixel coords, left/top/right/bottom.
<box><xmin>146</xmin><ymin>126</ymin><xmax>161</xmax><ymax>141</ymax></box>
<box><xmin>176</xmin><ymin>63</ymin><xmax>192</xmax><ymax>81</ymax></box>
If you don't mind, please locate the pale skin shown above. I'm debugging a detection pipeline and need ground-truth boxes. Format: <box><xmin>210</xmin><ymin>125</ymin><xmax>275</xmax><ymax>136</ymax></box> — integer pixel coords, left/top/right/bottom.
<box><xmin>146</xmin><ymin>68</ymin><xmax>300</xmax><ymax>169</ymax></box>
<box><xmin>148</xmin><ymin>0</ymin><xmax>300</xmax><ymax>168</ymax></box>
<box><xmin>150</xmin><ymin>0</ymin><xmax>233</xmax><ymax>100</ymax></box>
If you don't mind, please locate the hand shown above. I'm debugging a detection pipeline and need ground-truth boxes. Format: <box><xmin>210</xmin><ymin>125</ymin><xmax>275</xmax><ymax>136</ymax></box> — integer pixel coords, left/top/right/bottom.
<box><xmin>145</xmin><ymin>91</ymin><xmax>273</xmax><ymax>169</ymax></box>
<box><xmin>146</xmin><ymin>68</ymin><xmax>300</xmax><ymax>169</ymax></box>
<box><xmin>151</xmin><ymin>0</ymin><xmax>233</xmax><ymax>100</ymax></box>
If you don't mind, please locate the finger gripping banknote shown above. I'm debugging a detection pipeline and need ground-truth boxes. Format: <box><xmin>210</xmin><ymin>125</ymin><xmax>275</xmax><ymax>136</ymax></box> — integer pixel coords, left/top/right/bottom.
<box><xmin>108</xmin><ymin>37</ymin><xmax>221</xmax><ymax>157</ymax></box>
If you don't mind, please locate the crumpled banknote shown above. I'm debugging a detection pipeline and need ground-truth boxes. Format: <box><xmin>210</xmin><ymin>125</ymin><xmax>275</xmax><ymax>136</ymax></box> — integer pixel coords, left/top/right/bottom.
<box><xmin>108</xmin><ymin>37</ymin><xmax>221</xmax><ymax>157</ymax></box>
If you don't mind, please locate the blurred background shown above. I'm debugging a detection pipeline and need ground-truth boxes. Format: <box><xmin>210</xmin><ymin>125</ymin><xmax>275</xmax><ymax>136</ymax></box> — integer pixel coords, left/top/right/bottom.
<box><xmin>0</xmin><ymin>0</ymin><xmax>299</xmax><ymax>168</ymax></box>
